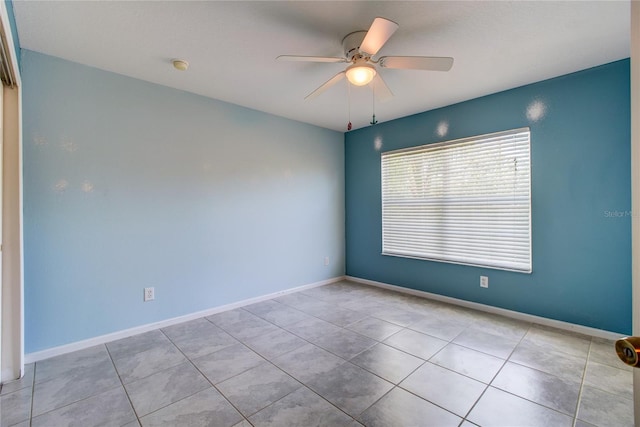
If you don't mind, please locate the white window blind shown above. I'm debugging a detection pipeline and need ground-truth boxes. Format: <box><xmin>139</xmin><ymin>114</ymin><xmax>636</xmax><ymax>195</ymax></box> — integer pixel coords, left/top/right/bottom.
<box><xmin>381</xmin><ymin>128</ymin><xmax>531</xmax><ymax>273</ymax></box>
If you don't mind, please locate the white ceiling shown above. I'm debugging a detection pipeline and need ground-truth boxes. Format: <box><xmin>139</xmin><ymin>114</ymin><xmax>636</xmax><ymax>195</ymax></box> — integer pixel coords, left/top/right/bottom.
<box><xmin>13</xmin><ymin>1</ymin><xmax>630</xmax><ymax>132</ymax></box>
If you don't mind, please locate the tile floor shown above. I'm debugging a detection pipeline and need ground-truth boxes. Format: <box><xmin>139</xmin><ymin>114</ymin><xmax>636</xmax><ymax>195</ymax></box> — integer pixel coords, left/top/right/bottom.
<box><xmin>0</xmin><ymin>280</ymin><xmax>634</xmax><ymax>426</ymax></box>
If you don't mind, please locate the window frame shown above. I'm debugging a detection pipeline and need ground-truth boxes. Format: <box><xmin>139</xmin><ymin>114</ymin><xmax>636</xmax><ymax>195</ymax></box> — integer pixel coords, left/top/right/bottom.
<box><xmin>380</xmin><ymin>127</ymin><xmax>532</xmax><ymax>273</ymax></box>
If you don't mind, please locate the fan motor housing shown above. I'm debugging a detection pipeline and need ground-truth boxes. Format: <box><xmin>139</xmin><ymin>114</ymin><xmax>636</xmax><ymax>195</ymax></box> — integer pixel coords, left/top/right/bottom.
<box><xmin>342</xmin><ymin>30</ymin><xmax>367</xmax><ymax>61</ymax></box>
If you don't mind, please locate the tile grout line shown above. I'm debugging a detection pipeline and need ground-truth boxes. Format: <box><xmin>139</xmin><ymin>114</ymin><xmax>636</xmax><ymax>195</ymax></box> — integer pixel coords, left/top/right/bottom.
<box><xmin>156</xmin><ymin>326</ymin><xmax>255</xmax><ymax>425</ymax></box>
<box><xmin>572</xmin><ymin>338</ymin><xmax>593</xmax><ymax>427</ymax></box>
<box><xmin>271</xmin><ymin>288</ymin><xmax>395</xmax><ymax>425</ymax></box>
<box><xmin>156</xmin><ymin>322</ymin><xmax>345</xmax><ymax>425</ymax></box>
<box><xmin>103</xmin><ymin>342</ymin><xmax>143</xmax><ymax>425</ymax></box>
<box><xmin>237</xmin><ymin>296</ymin><xmax>396</xmax><ymax>367</ymax></box>
<box><xmin>352</xmin><ymin>302</ymin><xmax>465</xmax><ymax>423</ymax></box>
<box><xmin>240</xmin><ymin>334</ymin><xmax>361</xmax><ymax>425</ymax></box>
<box><xmin>482</xmin><ymin>329</ymin><xmax>593</xmax><ymax>422</ymax></box>
<box><xmin>202</xmin><ymin>309</ymin><xmax>341</xmax><ymax>383</ymax></box>
<box><xmin>299</xmin><ymin>386</ymin><xmax>362</xmax><ymax>425</ymax></box>
<box><xmin>267</xmin><ymin>290</ymin><xmax>376</xmax><ymax>424</ymax></box>
<box><xmin>459</xmin><ymin>321</ymin><xmax>534</xmax><ymax>423</ymax></box>
<box><xmin>280</xmin><ymin>285</ymin><xmax>540</xmax><ymax>424</ymax></box>
<box><xmin>29</xmin><ymin>361</ymin><xmax>37</xmax><ymax>427</ymax></box>
<box><xmin>244</xmin><ymin>306</ymin><xmax>403</xmax><ymax>424</ymax></box>
<box><xmin>105</xmin><ymin>321</ymin><xmax>263</xmax><ymax>425</ymax></box>
<box><xmin>220</xmin><ymin>346</ymin><xmax>351</xmax><ymax>423</ymax></box>
<box><xmin>394</xmin><ymin>302</ymin><xmax>601</xmax><ymax>423</ymax></box>
<box><xmin>27</xmin><ymin>349</ymin><xmax>126</xmax><ymax>423</ymax></box>
<box><xmin>392</xmin><ymin>383</ymin><xmax>467</xmax><ymax>423</ymax></box>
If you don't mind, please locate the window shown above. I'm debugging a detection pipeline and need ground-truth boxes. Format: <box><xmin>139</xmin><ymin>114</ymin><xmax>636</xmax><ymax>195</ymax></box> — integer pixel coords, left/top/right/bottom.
<box><xmin>381</xmin><ymin>128</ymin><xmax>531</xmax><ymax>273</ymax></box>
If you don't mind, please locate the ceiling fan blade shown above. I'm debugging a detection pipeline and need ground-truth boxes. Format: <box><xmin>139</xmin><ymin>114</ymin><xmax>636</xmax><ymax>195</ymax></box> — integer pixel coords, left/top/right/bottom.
<box><xmin>379</xmin><ymin>56</ymin><xmax>454</xmax><ymax>71</ymax></box>
<box><xmin>277</xmin><ymin>55</ymin><xmax>346</xmax><ymax>63</ymax></box>
<box><xmin>360</xmin><ymin>17</ymin><xmax>399</xmax><ymax>56</ymax></box>
<box><xmin>305</xmin><ymin>71</ymin><xmax>346</xmax><ymax>100</ymax></box>
<box><xmin>372</xmin><ymin>73</ymin><xmax>393</xmax><ymax>102</ymax></box>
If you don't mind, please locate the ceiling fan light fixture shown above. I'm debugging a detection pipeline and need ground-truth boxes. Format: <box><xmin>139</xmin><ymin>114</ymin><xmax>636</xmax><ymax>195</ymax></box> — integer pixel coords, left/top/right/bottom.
<box><xmin>346</xmin><ymin>63</ymin><xmax>376</xmax><ymax>86</ymax></box>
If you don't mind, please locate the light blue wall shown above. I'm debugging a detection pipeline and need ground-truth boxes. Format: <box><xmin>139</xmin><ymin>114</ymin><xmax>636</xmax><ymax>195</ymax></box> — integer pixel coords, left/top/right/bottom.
<box><xmin>22</xmin><ymin>50</ymin><xmax>345</xmax><ymax>353</ymax></box>
<box><xmin>346</xmin><ymin>59</ymin><xmax>631</xmax><ymax>334</ymax></box>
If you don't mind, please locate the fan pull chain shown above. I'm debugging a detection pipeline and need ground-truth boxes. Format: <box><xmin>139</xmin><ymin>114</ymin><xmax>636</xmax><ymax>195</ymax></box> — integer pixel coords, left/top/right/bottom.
<box><xmin>370</xmin><ymin>82</ymin><xmax>378</xmax><ymax>125</ymax></box>
<box><xmin>347</xmin><ymin>82</ymin><xmax>352</xmax><ymax>131</ymax></box>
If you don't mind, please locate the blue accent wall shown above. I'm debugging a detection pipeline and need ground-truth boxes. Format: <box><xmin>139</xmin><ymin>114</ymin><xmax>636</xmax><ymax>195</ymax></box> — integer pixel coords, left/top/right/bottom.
<box><xmin>22</xmin><ymin>50</ymin><xmax>345</xmax><ymax>353</ymax></box>
<box><xmin>345</xmin><ymin>60</ymin><xmax>631</xmax><ymax>334</ymax></box>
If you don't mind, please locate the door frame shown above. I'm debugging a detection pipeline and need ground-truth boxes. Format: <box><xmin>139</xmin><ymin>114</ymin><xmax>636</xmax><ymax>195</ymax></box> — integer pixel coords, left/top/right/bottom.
<box><xmin>631</xmin><ymin>1</ymin><xmax>639</xmax><ymax>424</ymax></box>
<box><xmin>0</xmin><ymin>0</ymin><xmax>22</xmax><ymax>383</ymax></box>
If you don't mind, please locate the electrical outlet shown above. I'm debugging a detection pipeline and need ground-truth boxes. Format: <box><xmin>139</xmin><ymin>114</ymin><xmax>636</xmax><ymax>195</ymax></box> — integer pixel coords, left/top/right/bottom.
<box><xmin>480</xmin><ymin>276</ymin><xmax>489</xmax><ymax>288</ymax></box>
<box><xmin>324</xmin><ymin>256</ymin><xmax>330</xmax><ymax>266</ymax></box>
<box><xmin>144</xmin><ymin>287</ymin><xmax>155</xmax><ymax>302</ymax></box>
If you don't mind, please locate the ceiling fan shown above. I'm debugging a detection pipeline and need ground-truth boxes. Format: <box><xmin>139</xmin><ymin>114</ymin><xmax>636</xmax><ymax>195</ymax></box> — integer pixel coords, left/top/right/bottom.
<box><xmin>277</xmin><ymin>17</ymin><xmax>454</xmax><ymax>101</ymax></box>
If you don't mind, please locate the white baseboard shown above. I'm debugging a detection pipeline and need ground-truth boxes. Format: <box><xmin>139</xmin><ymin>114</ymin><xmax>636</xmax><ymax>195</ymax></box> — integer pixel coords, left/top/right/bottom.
<box><xmin>346</xmin><ymin>276</ymin><xmax>625</xmax><ymax>341</ymax></box>
<box><xmin>26</xmin><ymin>273</ymin><xmax>623</xmax><ymax>364</ymax></box>
<box><xmin>25</xmin><ymin>276</ymin><xmax>345</xmax><ymax>364</ymax></box>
